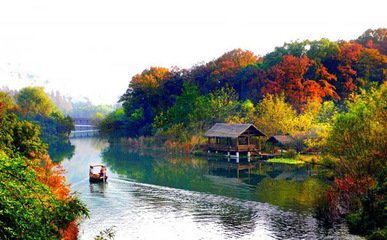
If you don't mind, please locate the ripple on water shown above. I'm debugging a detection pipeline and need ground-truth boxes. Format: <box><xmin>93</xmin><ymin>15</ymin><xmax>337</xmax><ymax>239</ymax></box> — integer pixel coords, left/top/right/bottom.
<box><xmin>75</xmin><ymin>177</ymin><xmax>363</xmax><ymax>240</ymax></box>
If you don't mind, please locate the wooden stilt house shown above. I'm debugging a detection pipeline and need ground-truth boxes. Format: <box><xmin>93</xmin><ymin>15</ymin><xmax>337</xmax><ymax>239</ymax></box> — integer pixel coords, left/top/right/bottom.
<box><xmin>204</xmin><ymin>123</ymin><xmax>266</xmax><ymax>156</ymax></box>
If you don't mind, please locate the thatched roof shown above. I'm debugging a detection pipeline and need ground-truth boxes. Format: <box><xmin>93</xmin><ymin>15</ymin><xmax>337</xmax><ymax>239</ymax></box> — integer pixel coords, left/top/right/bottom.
<box><xmin>266</xmin><ymin>135</ymin><xmax>295</xmax><ymax>146</ymax></box>
<box><xmin>204</xmin><ymin>123</ymin><xmax>266</xmax><ymax>138</ymax></box>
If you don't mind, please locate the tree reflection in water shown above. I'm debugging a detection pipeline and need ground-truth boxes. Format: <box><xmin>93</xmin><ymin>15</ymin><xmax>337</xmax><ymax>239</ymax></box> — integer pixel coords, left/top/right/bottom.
<box><xmin>101</xmin><ymin>140</ymin><xmax>326</xmax><ymax>212</ymax></box>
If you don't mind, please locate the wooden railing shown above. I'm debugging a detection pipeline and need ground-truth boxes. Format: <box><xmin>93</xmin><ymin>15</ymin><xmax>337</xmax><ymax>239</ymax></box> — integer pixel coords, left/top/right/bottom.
<box><xmin>207</xmin><ymin>144</ymin><xmax>257</xmax><ymax>152</ymax></box>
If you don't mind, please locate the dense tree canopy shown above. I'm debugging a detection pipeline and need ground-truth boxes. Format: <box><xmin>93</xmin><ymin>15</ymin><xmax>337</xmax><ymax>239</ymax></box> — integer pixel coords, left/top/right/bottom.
<box><xmin>15</xmin><ymin>87</ymin><xmax>58</xmax><ymax>117</ymax></box>
<box><xmin>319</xmin><ymin>82</ymin><xmax>387</xmax><ymax>237</ymax></box>
<box><xmin>3</xmin><ymin>87</ymin><xmax>76</xmax><ymax>162</ymax></box>
<box><xmin>103</xmin><ymin>28</ymin><xmax>386</xmax><ymax>139</ymax></box>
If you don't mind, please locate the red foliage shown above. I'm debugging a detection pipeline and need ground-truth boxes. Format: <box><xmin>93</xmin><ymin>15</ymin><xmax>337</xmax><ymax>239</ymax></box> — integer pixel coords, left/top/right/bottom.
<box><xmin>335</xmin><ymin>175</ymin><xmax>376</xmax><ymax>196</ymax></box>
<box><xmin>335</xmin><ymin>175</ymin><xmax>356</xmax><ymax>193</ymax></box>
<box><xmin>337</xmin><ymin>42</ymin><xmax>363</xmax><ymax>93</ymax></box>
<box><xmin>262</xmin><ymin>55</ymin><xmax>339</xmax><ymax>111</ymax></box>
<box><xmin>211</xmin><ymin>49</ymin><xmax>258</xmax><ymax>81</ymax></box>
<box><xmin>324</xmin><ymin>174</ymin><xmax>377</xmax><ymax>219</ymax></box>
<box><xmin>33</xmin><ymin>155</ymin><xmax>79</xmax><ymax>239</ymax></box>
<box><xmin>60</xmin><ymin>221</ymin><xmax>79</xmax><ymax>240</ymax></box>
<box><xmin>130</xmin><ymin>67</ymin><xmax>171</xmax><ymax>90</ymax></box>
<box><xmin>35</xmin><ymin>155</ymin><xmax>70</xmax><ymax>200</ymax></box>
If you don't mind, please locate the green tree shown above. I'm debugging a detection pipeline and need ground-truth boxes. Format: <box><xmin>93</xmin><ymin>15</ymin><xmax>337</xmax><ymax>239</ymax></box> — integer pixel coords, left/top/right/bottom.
<box><xmin>0</xmin><ymin>113</ymin><xmax>45</xmax><ymax>158</ymax></box>
<box><xmin>326</xmin><ymin>83</ymin><xmax>386</xmax><ymax>178</ymax></box>
<box><xmin>208</xmin><ymin>87</ymin><xmax>239</xmax><ymax>124</ymax></box>
<box><xmin>322</xmin><ymin>82</ymin><xmax>387</xmax><ymax>236</ymax></box>
<box><xmin>166</xmin><ymin>82</ymin><xmax>201</xmax><ymax>128</ymax></box>
<box><xmin>254</xmin><ymin>94</ymin><xmax>297</xmax><ymax>137</ymax></box>
<box><xmin>0</xmin><ymin>91</ymin><xmax>16</xmax><ymax>114</ymax></box>
<box><xmin>15</xmin><ymin>87</ymin><xmax>57</xmax><ymax>117</ymax></box>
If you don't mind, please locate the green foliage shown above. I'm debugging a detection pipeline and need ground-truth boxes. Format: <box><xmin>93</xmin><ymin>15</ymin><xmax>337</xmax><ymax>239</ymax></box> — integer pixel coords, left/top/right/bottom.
<box><xmin>164</xmin><ymin>82</ymin><xmax>201</xmax><ymax>128</ymax></box>
<box><xmin>307</xmin><ymin>38</ymin><xmax>340</xmax><ymax>62</ymax></box>
<box><xmin>326</xmin><ymin>83</ymin><xmax>387</xmax><ymax>177</ymax></box>
<box><xmin>282</xmin><ymin>149</ymin><xmax>299</xmax><ymax>159</ymax></box>
<box><xmin>0</xmin><ymin>92</ymin><xmax>16</xmax><ymax>114</ymax></box>
<box><xmin>368</xmin><ymin>228</ymin><xmax>387</xmax><ymax>240</ymax></box>
<box><xmin>318</xmin><ymin>83</ymin><xmax>387</xmax><ymax>237</ymax></box>
<box><xmin>208</xmin><ymin>87</ymin><xmax>239</xmax><ymax>123</ymax></box>
<box><xmin>262</xmin><ymin>40</ymin><xmax>310</xmax><ymax>69</ymax></box>
<box><xmin>5</xmin><ymin>87</ymin><xmax>75</xmax><ymax>155</ymax></box>
<box><xmin>0</xmin><ymin>155</ymin><xmax>88</xmax><ymax>239</ymax></box>
<box><xmin>0</xmin><ymin>92</ymin><xmax>88</xmax><ymax>239</ymax></box>
<box><xmin>22</xmin><ymin>111</ymin><xmax>75</xmax><ymax>159</ymax></box>
<box><xmin>255</xmin><ymin>94</ymin><xmax>297</xmax><ymax>136</ymax></box>
<box><xmin>267</xmin><ymin>157</ymin><xmax>304</xmax><ymax>165</ymax></box>
<box><xmin>317</xmin><ymin>101</ymin><xmax>338</xmax><ymax>123</ymax></box>
<box><xmin>91</xmin><ymin>112</ymin><xmax>106</xmax><ymax>126</ymax></box>
<box><xmin>0</xmin><ymin>113</ymin><xmax>46</xmax><ymax>158</ymax></box>
<box><xmin>153</xmin><ymin>84</ymin><xmax>239</xmax><ymax>138</ymax></box>
<box><xmin>15</xmin><ymin>87</ymin><xmax>58</xmax><ymax>117</ymax></box>
<box><xmin>71</xmin><ymin>100</ymin><xmax>114</xmax><ymax>118</ymax></box>
<box><xmin>109</xmin><ymin>29</ymin><xmax>386</xmax><ymax>140</ymax></box>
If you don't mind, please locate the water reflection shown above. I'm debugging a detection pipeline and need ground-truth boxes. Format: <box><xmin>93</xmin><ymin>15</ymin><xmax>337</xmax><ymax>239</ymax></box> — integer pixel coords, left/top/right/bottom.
<box><xmin>89</xmin><ymin>183</ymin><xmax>108</xmax><ymax>195</ymax></box>
<box><xmin>49</xmin><ymin>140</ymin><xmax>75</xmax><ymax>163</ymax></box>
<box><xmin>60</xmin><ymin>138</ymin><xmax>362</xmax><ymax>240</ymax></box>
<box><xmin>101</xmin><ymin>142</ymin><xmax>326</xmax><ymax>212</ymax></box>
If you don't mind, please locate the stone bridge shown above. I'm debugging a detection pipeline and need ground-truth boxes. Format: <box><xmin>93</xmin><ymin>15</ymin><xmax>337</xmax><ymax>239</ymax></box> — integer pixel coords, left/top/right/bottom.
<box><xmin>70</xmin><ymin>118</ymin><xmax>100</xmax><ymax>138</ymax></box>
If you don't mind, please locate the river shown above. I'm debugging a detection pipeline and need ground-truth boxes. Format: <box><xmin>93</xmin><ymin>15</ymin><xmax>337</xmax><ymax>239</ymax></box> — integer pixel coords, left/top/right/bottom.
<box><xmin>61</xmin><ymin>138</ymin><xmax>362</xmax><ymax>240</ymax></box>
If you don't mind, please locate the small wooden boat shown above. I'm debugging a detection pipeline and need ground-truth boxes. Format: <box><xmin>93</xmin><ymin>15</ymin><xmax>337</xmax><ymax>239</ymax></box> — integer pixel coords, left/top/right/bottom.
<box><xmin>89</xmin><ymin>164</ymin><xmax>108</xmax><ymax>183</ymax></box>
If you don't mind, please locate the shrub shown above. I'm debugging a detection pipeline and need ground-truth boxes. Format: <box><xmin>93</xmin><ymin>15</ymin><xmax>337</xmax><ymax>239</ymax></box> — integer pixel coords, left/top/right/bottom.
<box><xmin>283</xmin><ymin>149</ymin><xmax>298</xmax><ymax>159</ymax></box>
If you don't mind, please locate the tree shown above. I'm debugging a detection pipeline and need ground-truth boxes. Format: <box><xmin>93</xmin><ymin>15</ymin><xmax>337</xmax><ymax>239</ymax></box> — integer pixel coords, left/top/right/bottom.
<box><xmin>203</xmin><ymin>49</ymin><xmax>259</xmax><ymax>93</ymax></box>
<box><xmin>356</xmin><ymin>47</ymin><xmax>387</xmax><ymax>86</ymax></box>
<box><xmin>120</xmin><ymin>67</ymin><xmax>172</xmax><ymax>136</ymax></box>
<box><xmin>326</xmin><ymin>83</ymin><xmax>387</xmax><ymax>178</ymax></box>
<box><xmin>208</xmin><ymin>87</ymin><xmax>239</xmax><ymax>124</ymax></box>
<box><xmin>263</xmin><ymin>54</ymin><xmax>339</xmax><ymax>111</ymax></box>
<box><xmin>254</xmin><ymin>94</ymin><xmax>297</xmax><ymax>137</ymax></box>
<box><xmin>322</xmin><ymin>82</ymin><xmax>387</xmax><ymax>236</ymax></box>
<box><xmin>0</xmin><ymin>113</ymin><xmax>46</xmax><ymax>158</ymax></box>
<box><xmin>0</xmin><ymin>91</ymin><xmax>16</xmax><ymax>114</ymax></box>
<box><xmin>336</xmin><ymin>42</ymin><xmax>363</xmax><ymax>95</ymax></box>
<box><xmin>356</xmin><ymin>28</ymin><xmax>387</xmax><ymax>55</ymax></box>
<box><xmin>15</xmin><ymin>87</ymin><xmax>58</xmax><ymax>117</ymax></box>
<box><xmin>0</xmin><ymin>154</ymin><xmax>88</xmax><ymax>239</ymax></box>
<box><xmin>237</xmin><ymin>63</ymin><xmax>266</xmax><ymax>102</ymax></box>
<box><xmin>262</xmin><ymin>40</ymin><xmax>311</xmax><ymax>69</ymax></box>
<box><xmin>164</xmin><ymin>82</ymin><xmax>201</xmax><ymax>128</ymax></box>
<box><xmin>307</xmin><ymin>38</ymin><xmax>340</xmax><ymax>63</ymax></box>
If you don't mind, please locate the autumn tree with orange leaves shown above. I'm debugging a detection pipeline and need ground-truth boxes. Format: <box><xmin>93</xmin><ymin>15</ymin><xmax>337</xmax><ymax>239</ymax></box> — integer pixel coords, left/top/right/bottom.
<box><xmin>263</xmin><ymin>55</ymin><xmax>338</xmax><ymax>111</ymax></box>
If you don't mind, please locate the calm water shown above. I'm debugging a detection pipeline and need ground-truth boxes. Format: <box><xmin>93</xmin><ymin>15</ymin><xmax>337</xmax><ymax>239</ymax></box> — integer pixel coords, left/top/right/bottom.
<box><xmin>61</xmin><ymin>138</ymin><xmax>362</xmax><ymax>240</ymax></box>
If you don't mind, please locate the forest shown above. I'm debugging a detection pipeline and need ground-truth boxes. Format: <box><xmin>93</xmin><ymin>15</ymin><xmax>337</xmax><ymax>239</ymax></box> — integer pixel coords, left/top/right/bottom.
<box><xmin>103</xmin><ymin>28</ymin><xmax>386</xmax><ymax>138</ymax></box>
<box><xmin>102</xmin><ymin>28</ymin><xmax>387</xmax><ymax>238</ymax></box>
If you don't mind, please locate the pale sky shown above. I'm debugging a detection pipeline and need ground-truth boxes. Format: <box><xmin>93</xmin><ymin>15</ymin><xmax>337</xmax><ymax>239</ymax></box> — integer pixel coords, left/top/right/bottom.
<box><xmin>0</xmin><ymin>0</ymin><xmax>385</xmax><ymax>104</ymax></box>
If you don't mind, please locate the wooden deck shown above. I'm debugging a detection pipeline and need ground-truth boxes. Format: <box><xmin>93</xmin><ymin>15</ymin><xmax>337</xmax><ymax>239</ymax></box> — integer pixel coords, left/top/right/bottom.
<box><xmin>207</xmin><ymin>144</ymin><xmax>258</xmax><ymax>152</ymax></box>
